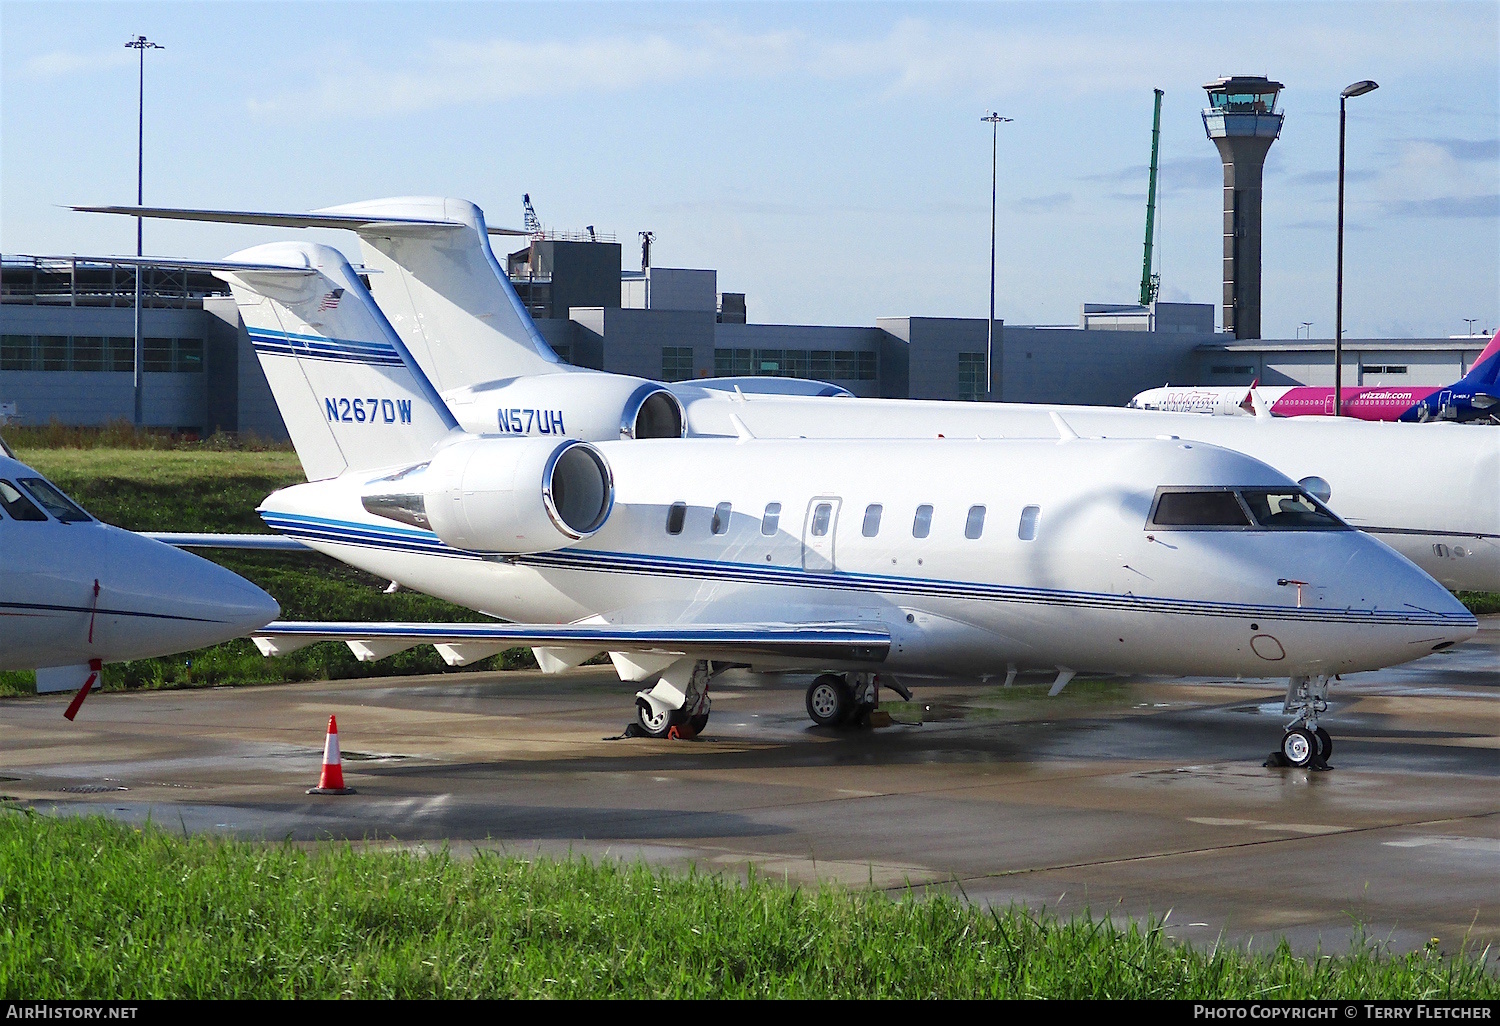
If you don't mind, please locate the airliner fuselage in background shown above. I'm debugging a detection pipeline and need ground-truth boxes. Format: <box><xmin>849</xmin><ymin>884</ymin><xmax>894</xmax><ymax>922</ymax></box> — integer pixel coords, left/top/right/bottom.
<box><xmin>1128</xmin><ymin>333</ymin><xmax>1500</xmax><ymax>423</ymax></box>
<box><xmin>0</xmin><ymin>444</ymin><xmax>280</xmax><ymax>705</ymax></box>
<box><xmin>196</xmin><ymin>240</ymin><xmax>1474</xmax><ymax>770</ymax></box>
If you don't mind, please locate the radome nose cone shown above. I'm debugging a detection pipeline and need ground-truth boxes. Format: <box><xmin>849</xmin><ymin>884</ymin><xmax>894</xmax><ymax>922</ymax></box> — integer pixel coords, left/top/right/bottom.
<box><xmin>103</xmin><ymin>529</ymin><xmax>280</xmax><ymax>658</ymax></box>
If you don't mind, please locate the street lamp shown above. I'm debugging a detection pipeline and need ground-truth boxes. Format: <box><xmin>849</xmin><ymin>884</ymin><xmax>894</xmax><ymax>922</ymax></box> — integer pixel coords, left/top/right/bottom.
<box><xmin>1300</xmin><ymin>321</ymin><xmax>1313</xmax><ymax>339</ymax></box>
<box><xmin>1335</xmin><ymin>78</ymin><xmax>1377</xmax><ymax>416</ymax></box>
<box><xmin>125</xmin><ymin>34</ymin><xmax>164</xmax><ymax>427</ymax></box>
<box><xmin>1464</xmin><ymin>318</ymin><xmax>1478</xmax><ymax>336</ymax></box>
<box><xmin>981</xmin><ymin>112</ymin><xmax>1012</xmax><ymax>401</ymax></box>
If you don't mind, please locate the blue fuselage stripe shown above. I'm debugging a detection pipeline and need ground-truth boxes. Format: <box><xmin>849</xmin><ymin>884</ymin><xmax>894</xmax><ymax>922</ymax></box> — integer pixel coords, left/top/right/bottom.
<box><xmin>258</xmin><ymin>512</ymin><xmax>1468</xmax><ymax>629</ymax></box>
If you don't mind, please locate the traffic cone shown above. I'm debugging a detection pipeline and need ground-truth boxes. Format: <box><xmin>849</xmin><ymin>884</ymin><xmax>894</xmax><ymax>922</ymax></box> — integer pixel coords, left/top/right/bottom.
<box><xmin>307</xmin><ymin>714</ymin><xmax>356</xmax><ymax>795</ymax></box>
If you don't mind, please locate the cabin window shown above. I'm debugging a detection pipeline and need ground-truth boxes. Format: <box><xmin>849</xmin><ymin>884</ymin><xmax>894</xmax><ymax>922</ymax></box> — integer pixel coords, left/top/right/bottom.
<box><xmin>666</xmin><ymin>502</ymin><xmax>686</xmax><ymax>535</ymax></box>
<box><xmin>912</xmin><ymin>504</ymin><xmax>933</xmax><ymax>539</ymax></box>
<box><xmin>16</xmin><ymin>478</ymin><xmax>90</xmax><ymax>523</ymax></box>
<box><xmin>0</xmin><ymin>480</ymin><xmax>47</xmax><ymax>522</ymax></box>
<box><xmin>711</xmin><ymin>502</ymin><xmax>732</xmax><ymax>535</ymax></box>
<box><xmin>862</xmin><ymin>504</ymin><xmax>882</xmax><ymax>537</ymax></box>
<box><xmin>810</xmin><ymin>502</ymin><xmax>832</xmax><ymax>537</ymax></box>
<box><xmin>1018</xmin><ymin>505</ymin><xmax>1040</xmax><ymax>541</ymax></box>
<box><xmin>761</xmin><ymin>502</ymin><xmax>781</xmax><ymax>536</ymax></box>
<box><xmin>965</xmin><ymin>505</ymin><xmax>986</xmax><ymax>539</ymax></box>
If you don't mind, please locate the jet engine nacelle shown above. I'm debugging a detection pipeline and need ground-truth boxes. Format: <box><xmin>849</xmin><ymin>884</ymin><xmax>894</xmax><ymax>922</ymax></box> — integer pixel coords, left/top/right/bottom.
<box><xmin>443</xmin><ymin>373</ymin><xmax>685</xmax><ymax>441</ymax></box>
<box><xmin>365</xmin><ymin>437</ymin><xmax>614</xmax><ymax>553</ymax></box>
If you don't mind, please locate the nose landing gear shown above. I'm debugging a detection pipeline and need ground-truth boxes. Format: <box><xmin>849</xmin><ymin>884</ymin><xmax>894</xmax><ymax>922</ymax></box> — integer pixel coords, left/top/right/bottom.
<box><xmin>1267</xmin><ymin>674</ymin><xmax>1333</xmax><ymax>769</ymax></box>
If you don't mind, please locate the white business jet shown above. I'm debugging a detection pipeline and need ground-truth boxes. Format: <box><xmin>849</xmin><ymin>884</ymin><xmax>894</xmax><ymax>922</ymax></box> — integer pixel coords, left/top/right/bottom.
<box><xmin>0</xmin><ymin>437</ymin><xmax>280</xmax><ymax>715</ymax></box>
<box><xmin>187</xmin><ymin>240</ymin><xmax>1471</xmax><ymax>769</ymax></box>
<box><xmin>75</xmin><ymin>198</ymin><xmax>1500</xmax><ymax>594</ymax></box>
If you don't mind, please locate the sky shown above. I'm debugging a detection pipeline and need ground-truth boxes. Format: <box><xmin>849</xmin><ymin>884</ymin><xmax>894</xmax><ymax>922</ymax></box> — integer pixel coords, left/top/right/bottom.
<box><xmin>2</xmin><ymin>1</ymin><xmax>1496</xmax><ymax>338</ymax></box>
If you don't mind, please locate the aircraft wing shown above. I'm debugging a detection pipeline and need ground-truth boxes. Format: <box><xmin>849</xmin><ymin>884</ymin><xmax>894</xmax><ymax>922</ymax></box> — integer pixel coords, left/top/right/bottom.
<box><xmin>252</xmin><ymin>620</ymin><xmax>891</xmax><ymax>665</ymax></box>
<box><xmin>71</xmin><ymin>204</ymin><xmax>529</xmax><ymax>236</ymax></box>
<box><xmin>143</xmin><ymin>532</ymin><xmax>309</xmax><ymax>551</ymax></box>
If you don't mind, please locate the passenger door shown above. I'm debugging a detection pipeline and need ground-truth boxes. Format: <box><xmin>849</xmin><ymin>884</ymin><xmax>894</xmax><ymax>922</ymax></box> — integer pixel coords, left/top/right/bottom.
<box><xmin>801</xmin><ymin>497</ymin><xmax>842</xmax><ymax>571</ymax></box>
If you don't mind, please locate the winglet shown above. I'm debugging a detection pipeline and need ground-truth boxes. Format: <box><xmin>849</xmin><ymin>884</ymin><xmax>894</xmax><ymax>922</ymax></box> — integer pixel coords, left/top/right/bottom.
<box><xmin>1049</xmin><ymin>411</ymin><xmax>1079</xmax><ymax>441</ymax></box>
<box><xmin>1248</xmin><ymin>386</ymin><xmax>1274</xmax><ymax>420</ymax></box>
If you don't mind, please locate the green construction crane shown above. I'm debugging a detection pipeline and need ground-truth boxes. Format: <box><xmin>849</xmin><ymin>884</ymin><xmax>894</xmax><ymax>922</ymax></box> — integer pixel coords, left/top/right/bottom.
<box><xmin>1140</xmin><ymin>88</ymin><xmax>1164</xmax><ymax>308</ymax></box>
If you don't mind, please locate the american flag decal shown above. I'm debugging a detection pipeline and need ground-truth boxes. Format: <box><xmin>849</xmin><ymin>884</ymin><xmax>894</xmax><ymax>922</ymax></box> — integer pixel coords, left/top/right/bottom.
<box><xmin>318</xmin><ymin>288</ymin><xmax>345</xmax><ymax>311</ymax></box>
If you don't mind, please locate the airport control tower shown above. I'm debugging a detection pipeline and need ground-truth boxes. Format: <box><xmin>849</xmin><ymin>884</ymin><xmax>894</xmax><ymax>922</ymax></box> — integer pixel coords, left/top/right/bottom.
<box><xmin>1202</xmin><ymin>76</ymin><xmax>1284</xmax><ymax>339</ymax></box>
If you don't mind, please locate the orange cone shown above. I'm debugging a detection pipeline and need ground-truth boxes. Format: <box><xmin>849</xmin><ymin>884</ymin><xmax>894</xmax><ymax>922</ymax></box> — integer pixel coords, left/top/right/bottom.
<box><xmin>307</xmin><ymin>715</ymin><xmax>356</xmax><ymax>795</ymax></box>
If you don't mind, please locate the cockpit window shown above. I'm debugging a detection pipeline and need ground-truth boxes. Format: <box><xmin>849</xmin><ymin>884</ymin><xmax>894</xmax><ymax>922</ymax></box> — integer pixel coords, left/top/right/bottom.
<box><xmin>1148</xmin><ymin>487</ymin><xmax>1348</xmax><ymax>531</ymax></box>
<box><xmin>0</xmin><ymin>480</ymin><xmax>48</xmax><ymax>521</ymax></box>
<box><xmin>17</xmin><ymin>477</ymin><xmax>91</xmax><ymax>523</ymax></box>
<box><xmin>1150</xmin><ymin>490</ymin><xmax>1251</xmax><ymax>528</ymax></box>
<box><xmin>1239</xmin><ymin>491</ymin><xmax>1345</xmax><ymax>530</ymax></box>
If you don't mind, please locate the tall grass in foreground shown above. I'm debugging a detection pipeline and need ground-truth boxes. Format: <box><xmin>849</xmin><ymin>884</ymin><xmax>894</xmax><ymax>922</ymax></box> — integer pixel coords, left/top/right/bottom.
<box><xmin>0</xmin><ymin>814</ymin><xmax>1492</xmax><ymax>999</ymax></box>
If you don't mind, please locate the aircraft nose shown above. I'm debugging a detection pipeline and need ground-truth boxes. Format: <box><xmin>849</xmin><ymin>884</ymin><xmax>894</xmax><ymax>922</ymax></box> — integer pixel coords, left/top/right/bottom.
<box><xmin>1341</xmin><ymin>539</ymin><xmax>1478</xmax><ymax>664</ymax></box>
<box><xmin>98</xmin><ymin>528</ymin><xmax>280</xmax><ymax>659</ymax></box>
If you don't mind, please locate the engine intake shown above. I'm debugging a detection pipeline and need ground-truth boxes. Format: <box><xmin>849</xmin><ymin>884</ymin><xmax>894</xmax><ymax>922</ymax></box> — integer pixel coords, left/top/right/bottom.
<box><xmin>364</xmin><ymin>437</ymin><xmax>613</xmax><ymax>552</ymax></box>
<box><xmin>443</xmin><ymin>373</ymin><xmax>685</xmax><ymax>441</ymax></box>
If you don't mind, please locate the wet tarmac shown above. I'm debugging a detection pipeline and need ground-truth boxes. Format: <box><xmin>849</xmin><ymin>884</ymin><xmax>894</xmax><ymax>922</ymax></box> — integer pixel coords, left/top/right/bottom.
<box><xmin>3</xmin><ymin>621</ymin><xmax>1496</xmax><ymax>960</ymax></box>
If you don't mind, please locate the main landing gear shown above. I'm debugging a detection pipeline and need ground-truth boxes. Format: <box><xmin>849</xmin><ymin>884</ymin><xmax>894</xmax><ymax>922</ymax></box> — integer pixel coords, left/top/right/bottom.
<box><xmin>633</xmin><ymin>659</ymin><xmax>713</xmax><ymax>740</ymax></box>
<box><xmin>805</xmin><ymin>672</ymin><xmax>905</xmax><ymax>729</ymax></box>
<box><xmin>1267</xmin><ymin>674</ymin><xmax>1334</xmax><ymax>770</ymax></box>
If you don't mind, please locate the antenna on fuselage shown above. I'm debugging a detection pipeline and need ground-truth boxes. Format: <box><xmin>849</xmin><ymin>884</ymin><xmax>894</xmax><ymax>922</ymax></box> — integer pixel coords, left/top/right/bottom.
<box><xmin>1049</xmin><ymin>411</ymin><xmax>1079</xmax><ymax>441</ymax></box>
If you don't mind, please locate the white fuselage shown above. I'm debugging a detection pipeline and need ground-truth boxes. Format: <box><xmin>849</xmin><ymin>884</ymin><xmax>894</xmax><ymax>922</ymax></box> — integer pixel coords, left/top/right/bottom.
<box><xmin>260</xmin><ymin>436</ymin><xmax>1474</xmax><ymax>681</ymax></box>
<box><xmin>435</xmin><ymin>381</ymin><xmax>1500</xmax><ymax>593</ymax></box>
<box><xmin>664</xmin><ymin>394</ymin><xmax>1500</xmax><ymax>593</ymax></box>
<box><xmin>0</xmin><ymin>454</ymin><xmax>281</xmax><ymax>671</ymax></box>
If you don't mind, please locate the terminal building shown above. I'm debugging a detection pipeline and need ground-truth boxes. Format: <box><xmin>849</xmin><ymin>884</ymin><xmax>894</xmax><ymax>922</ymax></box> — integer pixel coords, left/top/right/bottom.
<box><xmin>0</xmin><ymin>246</ymin><xmax>1487</xmax><ymax>437</ymax></box>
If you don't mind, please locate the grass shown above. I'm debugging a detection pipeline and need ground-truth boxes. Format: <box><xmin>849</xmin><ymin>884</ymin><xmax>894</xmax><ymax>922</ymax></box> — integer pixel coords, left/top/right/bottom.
<box><xmin>0</xmin><ymin>812</ymin><xmax>1492</xmax><ymax>999</ymax></box>
<box><xmin>1458</xmin><ymin>592</ymin><xmax>1500</xmax><ymax>615</ymax></box>
<box><xmin>4</xmin><ymin>438</ymin><xmax>536</xmax><ymax>696</ymax></box>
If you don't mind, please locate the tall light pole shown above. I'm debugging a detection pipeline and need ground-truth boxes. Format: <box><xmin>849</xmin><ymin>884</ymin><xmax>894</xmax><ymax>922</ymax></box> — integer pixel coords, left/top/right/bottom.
<box><xmin>1464</xmin><ymin>318</ymin><xmax>1478</xmax><ymax>336</ymax></box>
<box><xmin>1300</xmin><ymin>321</ymin><xmax>1313</xmax><ymax>339</ymax></box>
<box><xmin>982</xmin><ymin>112</ymin><xmax>1012</xmax><ymax>401</ymax></box>
<box><xmin>1335</xmin><ymin>79</ymin><xmax>1377</xmax><ymax>416</ymax></box>
<box><xmin>125</xmin><ymin>35</ymin><xmax>163</xmax><ymax>427</ymax></box>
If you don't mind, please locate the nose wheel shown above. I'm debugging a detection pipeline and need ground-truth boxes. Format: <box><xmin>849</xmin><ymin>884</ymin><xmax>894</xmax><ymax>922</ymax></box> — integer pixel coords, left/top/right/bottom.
<box><xmin>1268</xmin><ymin>675</ymin><xmax>1334</xmax><ymax>769</ymax></box>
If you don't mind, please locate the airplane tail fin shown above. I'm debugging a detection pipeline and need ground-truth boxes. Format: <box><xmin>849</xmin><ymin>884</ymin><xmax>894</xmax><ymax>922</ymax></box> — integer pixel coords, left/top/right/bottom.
<box><xmin>316</xmin><ymin>197</ymin><xmax>568</xmax><ymax>392</ymax></box>
<box><xmin>1457</xmin><ymin>330</ymin><xmax>1500</xmax><ymax>391</ymax></box>
<box><xmin>215</xmin><ymin>242</ymin><xmax>461</xmax><ymax>481</ymax></box>
<box><xmin>72</xmin><ymin>198</ymin><xmax>566</xmax><ymax>392</ymax></box>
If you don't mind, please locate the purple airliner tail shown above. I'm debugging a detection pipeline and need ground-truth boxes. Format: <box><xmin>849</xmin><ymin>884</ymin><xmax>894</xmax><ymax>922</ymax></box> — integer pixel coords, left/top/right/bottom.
<box><xmin>1458</xmin><ymin>331</ymin><xmax>1500</xmax><ymax>389</ymax></box>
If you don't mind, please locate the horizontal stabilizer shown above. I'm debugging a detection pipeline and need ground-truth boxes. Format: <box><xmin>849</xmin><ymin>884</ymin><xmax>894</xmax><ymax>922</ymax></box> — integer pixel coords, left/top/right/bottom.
<box><xmin>253</xmin><ymin>621</ymin><xmax>891</xmax><ymax>663</ymax></box>
<box><xmin>26</xmin><ymin>252</ymin><xmax>319</xmax><ymax>275</ymax></box>
<box><xmin>143</xmin><ymin>532</ymin><xmax>309</xmax><ymax>551</ymax></box>
<box><xmin>71</xmin><ymin>204</ymin><xmax>528</xmax><ymax>236</ymax></box>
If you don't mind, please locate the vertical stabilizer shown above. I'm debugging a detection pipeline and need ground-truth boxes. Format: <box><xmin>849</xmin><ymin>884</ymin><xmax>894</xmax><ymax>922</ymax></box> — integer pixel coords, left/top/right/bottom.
<box><xmin>1458</xmin><ymin>331</ymin><xmax>1500</xmax><ymax>390</ymax></box>
<box><xmin>315</xmin><ymin>197</ymin><xmax>568</xmax><ymax>391</ymax></box>
<box><xmin>217</xmin><ymin>242</ymin><xmax>460</xmax><ymax>481</ymax></box>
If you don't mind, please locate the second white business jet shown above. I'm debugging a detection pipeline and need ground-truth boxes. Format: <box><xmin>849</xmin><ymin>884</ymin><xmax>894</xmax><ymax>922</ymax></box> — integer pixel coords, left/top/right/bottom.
<box><xmin>194</xmin><ymin>240</ymin><xmax>1471</xmax><ymax>770</ymax></box>
<box><xmin>0</xmin><ymin>437</ymin><xmax>280</xmax><ymax>715</ymax></box>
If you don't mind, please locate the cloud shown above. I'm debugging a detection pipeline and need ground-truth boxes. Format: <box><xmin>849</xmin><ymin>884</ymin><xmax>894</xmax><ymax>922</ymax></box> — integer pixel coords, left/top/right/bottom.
<box><xmin>1085</xmin><ymin>156</ymin><xmax>1222</xmax><ymax>191</ymax></box>
<box><xmin>248</xmin><ymin>26</ymin><xmax>802</xmax><ymax>116</ymax></box>
<box><xmin>1286</xmin><ymin>169</ymin><xmax>1378</xmax><ymax>187</ymax></box>
<box><xmin>1015</xmin><ymin>192</ymin><xmax>1072</xmax><ymax>211</ymax></box>
<box><xmin>1417</xmin><ymin>137</ymin><xmax>1500</xmax><ymax>163</ymax></box>
<box><xmin>1383</xmin><ymin>195</ymin><xmax>1500</xmax><ymax>219</ymax></box>
<box><xmin>242</xmin><ymin>8</ymin><xmax>1500</xmax><ymax>125</ymax></box>
<box><xmin>19</xmin><ymin>49</ymin><xmax>135</xmax><ymax>80</ymax></box>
